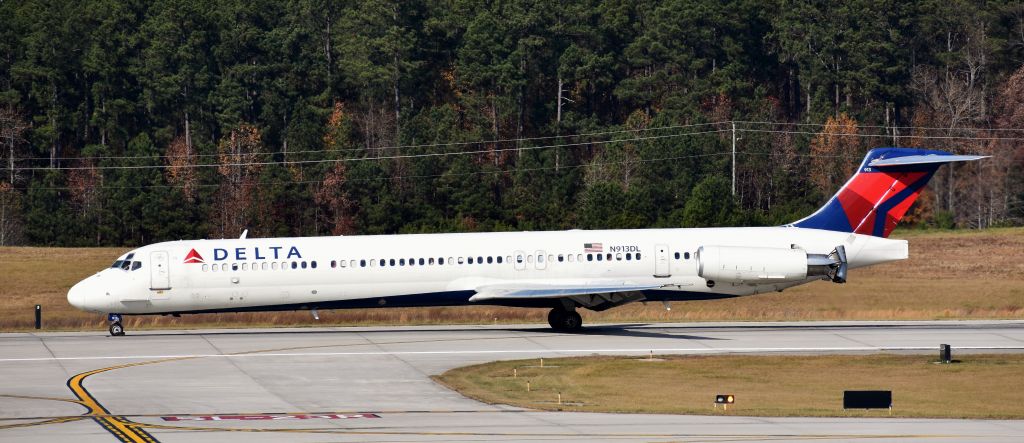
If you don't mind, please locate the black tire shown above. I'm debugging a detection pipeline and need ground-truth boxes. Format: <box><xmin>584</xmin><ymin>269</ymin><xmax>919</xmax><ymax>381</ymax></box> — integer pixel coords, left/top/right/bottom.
<box><xmin>109</xmin><ymin>322</ymin><xmax>124</xmax><ymax>336</ymax></box>
<box><xmin>547</xmin><ymin>309</ymin><xmax>564</xmax><ymax>330</ymax></box>
<box><xmin>561</xmin><ymin>311</ymin><xmax>583</xmax><ymax>332</ymax></box>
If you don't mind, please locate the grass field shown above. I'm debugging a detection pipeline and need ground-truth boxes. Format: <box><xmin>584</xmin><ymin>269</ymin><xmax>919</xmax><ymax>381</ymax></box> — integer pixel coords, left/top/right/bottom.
<box><xmin>1</xmin><ymin>227</ymin><xmax>1022</xmax><ymax>331</ymax></box>
<box><xmin>433</xmin><ymin>354</ymin><xmax>1024</xmax><ymax>419</ymax></box>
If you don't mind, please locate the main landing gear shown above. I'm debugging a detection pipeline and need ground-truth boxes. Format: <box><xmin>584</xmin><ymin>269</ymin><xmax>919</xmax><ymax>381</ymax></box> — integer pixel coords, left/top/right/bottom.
<box><xmin>108</xmin><ymin>314</ymin><xmax>125</xmax><ymax>336</ymax></box>
<box><xmin>547</xmin><ymin>308</ymin><xmax>583</xmax><ymax>332</ymax></box>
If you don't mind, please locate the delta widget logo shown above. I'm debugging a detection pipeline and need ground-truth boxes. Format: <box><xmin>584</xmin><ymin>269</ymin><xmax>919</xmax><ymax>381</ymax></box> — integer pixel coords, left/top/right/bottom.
<box><xmin>183</xmin><ymin>249</ymin><xmax>205</xmax><ymax>264</ymax></box>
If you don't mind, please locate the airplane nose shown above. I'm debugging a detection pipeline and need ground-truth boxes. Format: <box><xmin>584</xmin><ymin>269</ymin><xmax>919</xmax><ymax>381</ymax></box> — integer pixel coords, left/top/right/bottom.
<box><xmin>67</xmin><ymin>280</ymin><xmax>86</xmax><ymax>310</ymax></box>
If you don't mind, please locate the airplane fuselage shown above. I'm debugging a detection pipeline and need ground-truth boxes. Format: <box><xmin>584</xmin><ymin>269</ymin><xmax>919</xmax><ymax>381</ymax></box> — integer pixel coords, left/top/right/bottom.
<box><xmin>68</xmin><ymin>226</ymin><xmax>907</xmax><ymax>316</ymax></box>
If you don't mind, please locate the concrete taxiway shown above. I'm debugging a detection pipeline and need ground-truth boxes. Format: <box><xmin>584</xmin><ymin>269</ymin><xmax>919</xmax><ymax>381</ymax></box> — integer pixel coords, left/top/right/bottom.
<box><xmin>1</xmin><ymin>320</ymin><xmax>1023</xmax><ymax>442</ymax></box>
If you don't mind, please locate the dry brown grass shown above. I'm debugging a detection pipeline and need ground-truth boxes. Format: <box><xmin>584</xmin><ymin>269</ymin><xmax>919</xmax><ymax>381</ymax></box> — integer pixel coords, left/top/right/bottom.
<box><xmin>1</xmin><ymin>227</ymin><xmax>1022</xmax><ymax>331</ymax></box>
<box><xmin>434</xmin><ymin>354</ymin><xmax>1024</xmax><ymax>419</ymax></box>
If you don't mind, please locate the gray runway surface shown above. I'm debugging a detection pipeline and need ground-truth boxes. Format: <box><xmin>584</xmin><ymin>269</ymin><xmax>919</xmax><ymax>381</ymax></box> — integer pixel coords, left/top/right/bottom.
<box><xmin>1</xmin><ymin>320</ymin><xmax>1023</xmax><ymax>442</ymax></box>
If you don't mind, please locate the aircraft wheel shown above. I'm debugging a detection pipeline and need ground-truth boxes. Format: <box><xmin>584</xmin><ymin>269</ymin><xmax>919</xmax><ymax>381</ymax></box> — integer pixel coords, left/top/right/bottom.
<box><xmin>547</xmin><ymin>309</ymin><xmax>564</xmax><ymax>330</ymax></box>
<box><xmin>561</xmin><ymin>311</ymin><xmax>583</xmax><ymax>332</ymax></box>
<box><xmin>109</xmin><ymin>322</ymin><xmax>125</xmax><ymax>336</ymax></box>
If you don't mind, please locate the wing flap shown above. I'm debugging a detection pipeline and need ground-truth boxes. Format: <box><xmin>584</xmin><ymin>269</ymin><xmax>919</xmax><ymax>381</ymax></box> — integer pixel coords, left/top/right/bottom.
<box><xmin>469</xmin><ymin>282</ymin><xmax>660</xmax><ymax>302</ymax></box>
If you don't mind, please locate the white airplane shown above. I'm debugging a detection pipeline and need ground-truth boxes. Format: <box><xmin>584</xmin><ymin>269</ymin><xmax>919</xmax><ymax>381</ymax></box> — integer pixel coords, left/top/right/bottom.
<box><xmin>68</xmin><ymin>148</ymin><xmax>984</xmax><ymax>336</ymax></box>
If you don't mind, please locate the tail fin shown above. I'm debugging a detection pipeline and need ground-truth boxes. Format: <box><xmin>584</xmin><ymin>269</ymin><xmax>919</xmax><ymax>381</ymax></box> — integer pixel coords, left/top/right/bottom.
<box><xmin>790</xmin><ymin>148</ymin><xmax>987</xmax><ymax>238</ymax></box>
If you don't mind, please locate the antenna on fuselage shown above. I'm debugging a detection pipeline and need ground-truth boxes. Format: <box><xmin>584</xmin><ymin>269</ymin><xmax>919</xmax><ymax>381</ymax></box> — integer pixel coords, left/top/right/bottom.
<box><xmin>239</xmin><ymin>229</ymin><xmax>248</xmax><ymax>239</ymax></box>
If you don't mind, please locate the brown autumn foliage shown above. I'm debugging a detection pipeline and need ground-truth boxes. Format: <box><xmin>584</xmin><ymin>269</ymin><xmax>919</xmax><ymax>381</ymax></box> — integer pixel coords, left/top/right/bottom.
<box><xmin>809</xmin><ymin>113</ymin><xmax>860</xmax><ymax>196</ymax></box>
<box><xmin>315</xmin><ymin>102</ymin><xmax>357</xmax><ymax>235</ymax></box>
<box><xmin>66</xmin><ymin>160</ymin><xmax>101</xmax><ymax>214</ymax></box>
<box><xmin>165</xmin><ymin>135</ymin><xmax>198</xmax><ymax>201</ymax></box>
<box><xmin>0</xmin><ymin>181</ymin><xmax>24</xmax><ymax>246</ymax></box>
<box><xmin>213</xmin><ymin>124</ymin><xmax>264</xmax><ymax>238</ymax></box>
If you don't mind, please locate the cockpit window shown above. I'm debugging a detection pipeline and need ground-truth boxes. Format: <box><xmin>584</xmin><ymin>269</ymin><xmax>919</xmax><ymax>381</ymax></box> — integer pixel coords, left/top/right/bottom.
<box><xmin>111</xmin><ymin>252</ymin><xmax>137</xmax><ymax>270</ymax></box>
<box><xmin>131</xmin><ymin>261</ymin><xmax>142</xmax><ymax>271</ymax></box>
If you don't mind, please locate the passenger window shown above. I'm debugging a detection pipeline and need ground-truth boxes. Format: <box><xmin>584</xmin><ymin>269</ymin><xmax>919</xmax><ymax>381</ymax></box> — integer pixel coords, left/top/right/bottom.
<box><xmin>674</xmin><ymin>252</ymin><xmax>680</xmax><ymax>259</ymax></box>
<box><xmin>339</xmin><ymin>260</ymin><xmax>346</xmax><ymax>268</ymax></box>
<box><xmin>241</xmin><ymin>263</ymin><xmax>247</xmax><ymax>271</ymax></box>
<box><xmin>577</xmin><ymin>254</ymin><xmax>582</xmax><ymax>262</ymax></box>
<box><xmin>537</xmin><ymin>255</ymin><xmax>544</xmax><ymax>263</ymax></box>
<box><xmin>271</xmin><ymin>262</ymin><xmax>278</xmax><ymax>270</ymax></box>
<box><xmin>361</xmin><ymin>259</ymin><xmax>368</xmax><ymax>267</ymax></box>
<box><xmin>487</xmin><ymin>256</ymin><xmax>493</xmax><ymax>264</ymax></box>
<box><xmin>331</xmin><ymin>260</ymin><xmax>337</xmax><ymax>268</ymax></box>
<box><xmin>558</xmin><ymin>254</ymin><xmax>564</xmax><ymax>262</ymax></box>
<box><xmin>516</xmin><ymin>255</ymin><xmax>524</xmax><ymax>263</ymax></box>
<box><xmin>132</xmin><ymin>261</ymin><xmax>142</xmax><ymax>271</ymax></box>
<box><xmin>468</xmin><ymin>257</ymin><xmax>474</xmax><ymax>264</ymax></box>
<box><xmin>212</xmin><ymin>264</ymin><xmax>218</xmax><ymax>272</ymax></box>
<box><xmin>300</xmin><ymin>261</ymin><xmax>306</xmax><ymax>269</ymax></box>
<box><xmin>636</xmin><ymin>253</ymin><xmax>642</xmax><ymax>260</ymax></box>
<box><xmin>606</xmin><ymin>253</ymin><xmax>612</xmax><ymax>261</ymax></box>
<box><xmin>419</xmin><ymin>258</ymin><xmax>425</xmax><ymax>265</ymax></box>
<box><xmin>497</xmin><ymin>256</ymin><xmax>503</xmax><ymax>264</ymax></box>
<box><xmin>547</xmin><ymin>254</ymin><xmax>554</xmax><ymax>262</ymax></box>
<box><xmin>400</xmin><ymin>258</ymin><xmax>406</xmax><ymax>266</ymax></box>
<box><xmin>626</xmin><ymin>253</ymin><xmax>632</xmax><ymax>260</ymax></box>
<box><xmin>202</xmin><ymin>264</ymin><xmax>209</xmax><ymax>272</ymax></box>
<box><xmin>438</xmin><ymin>257</ymin><xmax>444</xmax><ymax>265</ymax></box>
<box><xmin>587</xmin><ymin>254</ymin><xmax>593</xmax><ymax>261</ymax></box>
<box><xmin>429</xmin><ymin>257</ymin><xmax>435</xmax><ymax>265</ymax></box>
<box><xmin>458</xmin><ymin>257</ymin><xmax>464</xmax><ymax>265</ymax></box>
<box><xmin>568</xmin><ymin>254</ymin><xmax>575</xmax><ymax>262</ymax></box>
<box><xmin>311</xmin><ymin>261</ymin><xmax>317</xmax><ymax>269</ymax></box>
<box><xmin>477</xmin><ymin>256</ymin><xmax>483</xmax><ymax>264</ymax></box>
<box><xmin>684</xmin><ymin>252</ymin><xmax>691</xmax><ymax>259</ymax></box>
<box><xmin>389</xmin><ymin>259</ymin><xmax>395</xmax><ymax>266</ymax></box>
<box><xmin>596</xmin><ymin>254</ymin><xmax>602</xmax><ymax>261</ymax></box>
<box><xmin>527</xmin><ymin>255</ymin><xmax>534</xmax><ymax>264</ymax></box>
<box><xmin>616</xmin><ymin>253</ymin><xmax>622</xmax><ymax>261</ymax></box>
<box><xmin>409</xmin><ymin>258</ymin><xmax>415</xmax><ymax>265</ymax></box>
<box><xmin>291</xmin><ymin>262</ymin><xmax>298</xmax><ymax>269</ymax></box>
<box><xmin>262</xmin><ymin>262</ymin><xmax>268</xmax><ymax>270</ymax></box>
<box><xmin>222</xmin><ymin>263</ymin><xmax>229</xmax><ymax>271</ymax></box>
<box><xmin>448</xmin><ymin>257</ymin><xmax>454</xmax><ymax>265</ymax></box>
<box><xmin>231</xmin><ymin>263</ymin><xmax>238</xmax><ymax>271</ymax></box>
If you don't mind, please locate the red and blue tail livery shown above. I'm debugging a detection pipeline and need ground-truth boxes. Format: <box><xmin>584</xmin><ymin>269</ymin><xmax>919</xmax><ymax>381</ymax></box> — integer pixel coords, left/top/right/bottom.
<box><xmin>790</xmin><ymin>148</ymin><xmax>987</xmax><ymax>238</ymax></box>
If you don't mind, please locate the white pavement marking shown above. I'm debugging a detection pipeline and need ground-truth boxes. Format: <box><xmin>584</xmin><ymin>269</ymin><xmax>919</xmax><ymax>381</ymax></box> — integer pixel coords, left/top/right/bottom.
<box><xmin>1</xmin><ymin>345</ymin><xmax>1022</xmax><ymax>363</ymax></box>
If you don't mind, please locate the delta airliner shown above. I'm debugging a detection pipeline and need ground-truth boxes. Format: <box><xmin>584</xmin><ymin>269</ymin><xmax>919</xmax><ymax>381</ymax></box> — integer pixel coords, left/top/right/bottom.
<box><xmin>67</xmin><ymin>148</ymin><xmax>984</xmax><ymax>336</ymax></box>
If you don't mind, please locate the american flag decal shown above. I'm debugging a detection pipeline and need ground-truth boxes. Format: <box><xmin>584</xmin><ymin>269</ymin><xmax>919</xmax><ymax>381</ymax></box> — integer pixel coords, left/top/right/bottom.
<box><xmin>584</xmin><ymin>243</ymin><xmax>603</xmax><ymax>252</ymax></box>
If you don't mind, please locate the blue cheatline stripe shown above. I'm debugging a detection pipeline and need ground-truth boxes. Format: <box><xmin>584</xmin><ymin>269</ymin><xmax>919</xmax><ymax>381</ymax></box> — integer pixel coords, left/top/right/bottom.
<box><xmin>870</xmin><ymin>170</ymin><xmax>937</xmax><ymax>237</ymax></box>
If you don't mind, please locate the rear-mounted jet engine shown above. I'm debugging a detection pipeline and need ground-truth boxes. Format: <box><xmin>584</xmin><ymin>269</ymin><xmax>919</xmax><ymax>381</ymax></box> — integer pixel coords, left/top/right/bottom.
<box><xmin>696</xmin><ymin>245</ymin><xmax>848</xmax><ymax>285</ymax></box>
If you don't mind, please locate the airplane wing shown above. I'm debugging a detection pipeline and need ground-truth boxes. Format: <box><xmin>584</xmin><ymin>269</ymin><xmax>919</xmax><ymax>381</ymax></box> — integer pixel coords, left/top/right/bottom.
<box><xmin>469</xmin><ymin>282</ymin><xmax>661</xmax><ymax>302</ymax></box>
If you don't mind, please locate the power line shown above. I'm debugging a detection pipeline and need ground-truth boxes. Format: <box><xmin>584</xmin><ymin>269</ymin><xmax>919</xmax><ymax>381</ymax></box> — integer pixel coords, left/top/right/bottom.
<box><xmin>13</xmin><ymin>129</ymin><xmax>730</xmax><ymax>171</ymax></box>
<box><xmin>733</xmin><ymin>120</ymin><xmax>1024</xmax><ymax>132</ymax></box>
<box><xmin>19</xmin><ymin>120</ymin><xmax>1024</xmax><ymax>163</ymax></box>
<box><xmin>737</xmin><ymin>128</ymin><xmax>1024</xmax><ymax>141</ymax></box>
<box><xmin>14</xmin><ymin>121</ymin><xmax>730</xmax><ymax>162</ymax></box>
<box><xmin>13</xmin><ymin>152</ymin><xmax>731</xmax><ymax>191</ymax></box>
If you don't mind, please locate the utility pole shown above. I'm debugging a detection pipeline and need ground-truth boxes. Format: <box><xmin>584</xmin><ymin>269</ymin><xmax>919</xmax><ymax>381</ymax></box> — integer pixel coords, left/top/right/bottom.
<box><xmin>731</xmin><ymin>121</ymin><xmax>736</xmax><ymax>196</ymax></box>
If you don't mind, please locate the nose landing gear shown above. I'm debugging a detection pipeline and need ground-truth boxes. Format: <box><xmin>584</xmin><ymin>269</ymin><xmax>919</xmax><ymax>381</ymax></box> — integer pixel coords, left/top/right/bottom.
<box><xmin>547</xmin><ymin>308</ymin><xmax>583</xmax><ymax>332</ymax></box>
<box><xmin>108</xmin><ymin>314</ymin><xmax>125</xmax><ymax>336</ymax></box>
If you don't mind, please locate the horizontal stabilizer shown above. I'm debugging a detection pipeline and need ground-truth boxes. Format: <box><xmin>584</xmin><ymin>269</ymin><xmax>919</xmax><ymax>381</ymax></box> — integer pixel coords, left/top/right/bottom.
<box><xmin>470</xmin><ymin>282</ymin><xmax>660</xmax><ymax>302</ymax></box>
<box><xmin>869</xmin><ymin>154</ymin><xmax>988</xmax><ymax>168</ymax></box>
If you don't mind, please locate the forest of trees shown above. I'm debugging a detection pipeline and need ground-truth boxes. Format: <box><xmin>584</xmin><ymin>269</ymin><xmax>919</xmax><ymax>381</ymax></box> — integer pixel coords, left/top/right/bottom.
<box><xmin>1</xmin><ymin>0</ymin><xmax>1022</xmax><ymax>247</ymax></box>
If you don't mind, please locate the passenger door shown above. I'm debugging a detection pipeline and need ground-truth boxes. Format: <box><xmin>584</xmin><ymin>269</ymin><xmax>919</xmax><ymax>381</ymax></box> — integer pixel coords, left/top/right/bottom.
<box><xmin>514</xmin><ymin>250</ymin><xmax>527</xmax><ymax>271</ymax></box>
<box><xmin>654</xmin><ymin>244</ymin><xmax>670</xmax><ymax>278</ymax></box>
<box><xmin>150</xmin><ymin>250</ymin><xmax>171</xmax><ymax>290</ymax></box>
